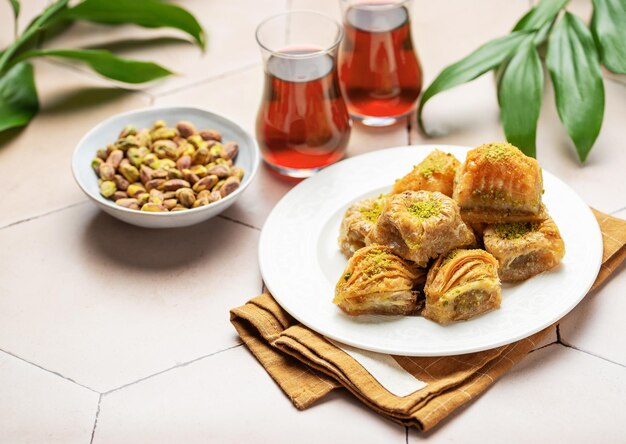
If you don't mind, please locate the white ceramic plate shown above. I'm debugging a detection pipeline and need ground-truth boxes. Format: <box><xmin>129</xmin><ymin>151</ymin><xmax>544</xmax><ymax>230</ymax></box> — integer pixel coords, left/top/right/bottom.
<box><xmin>259</xmin><ymin>145</ymin><xmax>603</xmax><ymax>356</ymax></box>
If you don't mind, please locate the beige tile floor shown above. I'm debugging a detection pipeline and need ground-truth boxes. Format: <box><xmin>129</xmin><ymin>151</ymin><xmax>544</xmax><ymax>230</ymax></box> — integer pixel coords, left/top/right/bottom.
<box><xmin>1</xmin><ymin>0</ymin><xmax>624</xmax><ymax>442</ymax></box>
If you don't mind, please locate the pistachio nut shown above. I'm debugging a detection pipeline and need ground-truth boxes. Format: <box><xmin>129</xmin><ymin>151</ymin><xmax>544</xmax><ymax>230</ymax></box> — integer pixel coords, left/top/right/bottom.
<box><xmin>176</xmin><ymin>155</ymin><xmax>192</xmax><ymax>171</ymax></box>
<box><xmin>137</xmin><ymin>192</ymin><xmax>150</xmax><ymax>205</ymax></box>
<box><xmin>163</xmin><ymin>191</ymin><xmax>177</xmax><ymax>200</ymax></box>
<box><xmin>207</xmin><ymin>164</ymin><xmax>230</xmax><ymax>179</ymax></box>
<box><xmin>162</xmin><ymin>179</ymin><xmax>190</xmax><ymax>191</ymax></box>
<box><xmin>113</xmin><ymin>190</ymin><xmax>128</xmax><ymax>201</ymax></box>
<box><xmin>220</xmin><ymin>176</ymin><xmax>240</xmax><ymax>197</ymax></box>
<box><xmin>153</xmin><ymin>139</ymin><xmax>178</xmax><ymax>160</ymax></box>
<box><xmin>137</xmin><ymin>129</ymin><xmax>152</xmax><ymax>147</ymax></box>
<box><xmin>106</xmin><ymin>149</ymin><xmax>124</xmax><ymax>169</ymax></box>
<box><xmin>91</xmin><ymin>158</ymin><xmax>104</xmax><ymax>174</ymax></box>
<box><xmin>223</xmin><ymin>142</ymin><xmax>239</xmax><ymax>160</ymax></box>
<box><xmin>119</xmin><ymin>158</ymin><xmax>131</xmax><ymax>169</ymax></box>
<box><xmin>113</xmin><ymin>174</ymin><xmax>130</xmax><ymax>191</ymax></box>
<box><xmin>209</xmin><ymin>144</ymin><xmax>223</xmax><ymax>159</ymax></box>
<box><xmin>230</xmin><ymin>166</ymin><xmax>245</xmax><ymax>180</ymax></box>
<box><xmin>116</xmin><ymin>135</ymin><xmax>140</xmax><ymax>151</ymax></box>
<box><xmin>199</xmin><ymin>129</ymin><xmax>222</xmax><ymax>142</ymax></box>
<box><xmin>145</xmin><ymin>178</ymin><xmax>166</xmax><ymax>191</ymax></box>
<box><xmin>118</xmin><ymin>124</ymin><xmax>136</xmax><ymax>138</ymax></box>
<box><xmin>190</xmin><ymin>164</ymin><xmax>208</xmax><ymax>178</ymax></box>
<box><xmin>151</xmin><ymin>127</ymin><xmax>177</xmax><ymax>140</ymax></box>
<box><xmin>120</xmin><ymin>163</ymin><xmax>140</xmax><ymax>183</ymax></box>
<box><xmin>192</xmin><ymin>175</ymin><xmax>218</xmax><ymax>192</ymax></box>
<box><xmin>115</xmin><ymin>198</ymin><xmax>140</xmax><ymax>210</ymax></box>
<box><xmin>152</xmin><ymin>120</ymin><xmax>166</xmax><ymax>129</ymax></box>
<box><xmin>187</xmin><ymin>134</ymin><xmax>204</xmax><ymax>149</ymax></box>
<box><xmin>99</xmin><ymin>180</ymin><xmax>117</xmax><ymax>197</ymax></box>
<box><xmin>192</xmin><ymin>195</ymin><xmax>209</xmax><ymax>208</ymax></box>
<box><xmin>127</xmin><ymin>147</ymin><xmax>143</xmax><ymax>168</ymax></box>
<box><xmin>127</xmin><ymin>183</ymin><xmax>146</xmax><ymax>198</ymax></box>
<box><xmin>143</xmin><ymin>153</ymin><xmax>158</xmax><ymax>165</ymax></box>
<box><xmin>139</xmin><ymin>164</ymin><xmax>153</xmax><ymax>184</ymax></box>
<box><xmin>176</xmin><ymin>188</ymin><xmax>196</xmax><ymax>208</ymax></box>
<box><xmin>141</xmin><ymin>202</ymin><xmax>166</xmax><ymax>212</ymax></box>
<box><xmin>213</xmin><ymin>179</ymin><xmax>225</xmax><ymax>191</ymax></box>
<box><xmin>176</xmin><ymin>121</ymin><xmax>197</xmax><ymax>138</ymax></box>
<box><xmin>151</xmin><ymin>169</ymin><xmax>169</xmax><ymax>180</ymax></box>
<box><xmin>149</xmin><ymin>188</ymin><xmax>164</xmax><ymax>200</ymax></box>
<box><xmin>182</xmin><ymin>144</ymin><xmax>196</xmax><ymax>157</ymax></box>
<box><xmin>166</xmin><ymin>167</ymin><xmax>183</xmax><ymax>180</ymax></box>
<box><xmin>99</xmin><ymin>163</ymin><xmax>116</xmax><ymax>181</ymax></box>
<box><xmin>96</xmin><ymin>148</ymin><xmax>108</xmax><ymax>161</ymax></box>
<box><xmin>192</xmin><ymin>146</ymin><xmax>210</xmax><ymax>165</ymax></box>
<box><xmin>209</xmin><ymin>190</ymin><xmax>222</xmax><ymax>202</ymax></box>
<box><xmin>163</xmin><ymin>198</ymin><xmax>177</xmax><ymax>210</ymax></box>
<box><xmin>182</xmin><ymin>169</ymin><xmax>200</xmax><ymax>184</ymax></box>
<box><xmin>171</xmin><ymin>205</ymin><xmax>187</xmax><ymax>212</ymax></box>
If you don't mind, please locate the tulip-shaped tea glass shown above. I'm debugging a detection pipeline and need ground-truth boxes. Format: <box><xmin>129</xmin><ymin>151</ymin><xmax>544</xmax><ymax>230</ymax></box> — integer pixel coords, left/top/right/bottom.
<box><xmin>338</xmin><ymin>0</ymin><xmax>423</xmax><ymax>126</ymax></box>
<box><xmin>255</xmin><ymin>11</ymin><xmax>352</xmax><ymax>178</ymax></box>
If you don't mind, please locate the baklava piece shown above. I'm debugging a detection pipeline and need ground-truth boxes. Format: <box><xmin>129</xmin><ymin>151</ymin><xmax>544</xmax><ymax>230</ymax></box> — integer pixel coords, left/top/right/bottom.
<box><xmin>334</xmin><ymin>245</ymin><xmax>425</xmax><ymax>316</ymax></box>
<box><xmin>338</xmin><ymin>194</ymin><xmax>387</xmax><ymax>258</ymax></box>
<box><xmin>423</xmin><ymin>249</ymin><xmax>501</xmax><ymax>324</ymax></box>
<box><xmin>453</xmin><ymin>142</ymin><xmax>547</xmax><ymax>224</ymax></box>
<box><xmin>392</xmin><ymin>149</ymin><xmax>460</xmax><ymax>197</ymax></box>
<box><xmin>483</xmin><ymin>216</ymin><xmax>565</xmax><ymax>282</ymax></box>
<box><xmin>368</xmin><ymin>191</ymin><xmax>475</xmax><ymax>267</ymax></box>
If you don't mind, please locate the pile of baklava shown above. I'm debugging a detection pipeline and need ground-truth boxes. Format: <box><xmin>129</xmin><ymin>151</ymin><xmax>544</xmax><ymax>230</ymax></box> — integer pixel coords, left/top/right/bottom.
<box><xmin>334</xmin><ymin>143</ymin><xmax>565</xmax><ymax>325</ymax></box>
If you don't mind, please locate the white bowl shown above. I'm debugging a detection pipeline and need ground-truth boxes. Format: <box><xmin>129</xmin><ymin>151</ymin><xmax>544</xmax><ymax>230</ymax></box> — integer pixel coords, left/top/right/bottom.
<box><xmin>72</xmin><ymin>106</ymin><xmax>260</xmax><ymax>228</ymax></box>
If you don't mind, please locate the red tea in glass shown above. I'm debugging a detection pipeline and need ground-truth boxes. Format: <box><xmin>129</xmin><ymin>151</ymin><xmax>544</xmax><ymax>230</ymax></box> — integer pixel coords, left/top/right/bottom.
<box><xmin>339</xmin><ymin>0</ymin><xmax>422</xmax><ymax>126</ymax></box>
<box><xmin>255</xmin><ymin>11</ymin><xmax>351</xmax><ymax>178</ymax></box>
<box><xmin>256</xmin><ymin>51</ymin><xmax>351</xmax><ymax>177</ymax></box>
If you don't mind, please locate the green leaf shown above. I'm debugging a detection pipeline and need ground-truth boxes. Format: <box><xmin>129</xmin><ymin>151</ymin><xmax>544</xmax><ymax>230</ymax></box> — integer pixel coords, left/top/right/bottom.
<box><xmin>10</xmin><ymin>48</ymin><xmax>173</xmax><ymax>84</ymax></box>
<box><xmin>60</xmin><ymin>0</ymin><xmax>205</xmax><ymax>49</ymax></box>
<box><xmin>8</xmin><ymin>0</ymin><xmax>20</xmax><ymax>19</ymax></box>
<box><xmin>591</xmin><ymin>0</ymin><xmax>626</xmax><ymax>73</ymax></box>
<box><xmin>418</xmin><ymin>31</ymin><xmax>529</xmax><ymax>131</ymax></box>
<box><xmin>498</xmin><ymin>38</ymin><xmax>544</xmax><ymax>157</ymax></box>
<box><xmin>0</xmin><ymin>0</ymin><xmax>69</xmax><ymax>73</ymax></box>
<box><xmin>0</xmin><ymin>62</ymin><xmax>39</xmax><ymax>133</ymax></box>
<box><xmin>547</xmin><ymin>12</ymin><xmax>605</xmax><ymax>163</ymax></box>
<box><xmin>513</xmin><ymin>0</ymin><xmax>570</xmax><ymax>31</ymax></box>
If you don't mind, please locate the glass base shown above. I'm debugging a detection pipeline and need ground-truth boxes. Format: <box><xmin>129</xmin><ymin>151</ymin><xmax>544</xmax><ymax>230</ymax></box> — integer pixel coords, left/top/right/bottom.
<box><xmin>263</xmin><ymin>160</ymin><xmax>327</xmax><ymax>179</ymax></box>
<box><xmin>350</xmin><ymin>110</ymin><xmax>412</xmax><ymax>127</ymax></box>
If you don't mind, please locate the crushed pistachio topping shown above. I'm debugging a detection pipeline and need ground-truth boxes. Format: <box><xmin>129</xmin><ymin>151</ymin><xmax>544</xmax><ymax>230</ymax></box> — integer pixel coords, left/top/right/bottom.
<box><xmin>343</xmin><ymin>272</ymin><xmax>352</xmax><ymax>281</ymax></box>
<box><xmin>493</xmin><ymin>222</ymin><xmax>538</xmax><ymax>240</ymax></box>
<box><xmin>483</xmin><ymin>143</ymin><xmax>519</xmax><ymax>161</ymax></box>
<box><xmin>407</xmin><ymin>199</ymin><xmax>442</xmax><ymax>219</ymax></box>
<box><xmin>359</xmin><ymin>196</ymin><xmax>385</xmax><ymax>223</ymax></box>
<box><xmin>363</xmin><ymin>248</ymin><xmax>393</xmax><ymax>276</ymax></box>
<box><xmin>416</xmin><ymin>154</ymin><xmax>448</xmax><ymax>178</ymax></box>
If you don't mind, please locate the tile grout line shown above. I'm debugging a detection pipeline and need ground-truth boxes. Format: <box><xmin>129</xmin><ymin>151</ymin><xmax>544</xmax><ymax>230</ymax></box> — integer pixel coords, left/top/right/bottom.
<box><xmin>152</xmin><ymin>62</ymin><xmax>260</xmax><ymax>99</ymax></box>
<box><xmin>405</xmin><ymin>426</ymin><xmax>409</xmax><ymax>443</ymax></box>
<box><xmin>89</xmin><ymin>394</ymin><xmax>103</xmax><ymax>444</ymax></box>
<box><xmin>0</xmin><ymin>347</ymin><xmax>99</xmax><ymax>394</ymax></box>
<box><xmin>218</xmin><ymin>214</ymin><xmax>261</xmax><ymax>231</ymax></box>
<box><xmin>0</xmin><ymin>201</ymin><xmax>88</xmax><ymax>231</ymax></box>
<box><xmin>528</xmin><ymin>341</ymin><xmax>558</xmax><ymax>353</ymax></box>
<box><xmin>557</xmin><ymin>341</ymin><xmax>626</xmax><ymax>370</ymax></box>
<box><xmin>610</xmin><ymin>205</ymin><xmax>626</xmax><ymax>216</ymax></box>
<box><xmin>104</xmin><ymin>343</ymin><xmax>243</xmax><ymax>395</ymax></box>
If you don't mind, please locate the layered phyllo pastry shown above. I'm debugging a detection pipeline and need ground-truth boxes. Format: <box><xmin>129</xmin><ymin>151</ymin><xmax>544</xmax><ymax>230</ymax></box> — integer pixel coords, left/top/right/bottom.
<box><xmin>483</xmin><ymin>216</ymin><xmax>565</xmax><ymax>282</ymax></box>
<box><xmin>423</xmin><ymin>249</ymin><xmax>501</xmax><ymax>324</ymax></box>
<box><xmin>453</xmin><ymin>142</ymin><xmax>547</xmax><ymax>224</ymax></box>
<box><xmin>368</xmin><ymin>191</ymin><xmax>475</xmax><ymax>267</ymax></box>
<box><xmin>392</xmin><ymin>149</ymin><xmax>460</xmax><ymax>197</ymax></box>
<box><xmin>334</xmin><ymin>245</ymin><xmax>425</xmax><ymax>316</ymax></box>
<box><xmin>338</xmin><ymin>194</ymin><xmax>387</xmax><ymax>258</ymax></box>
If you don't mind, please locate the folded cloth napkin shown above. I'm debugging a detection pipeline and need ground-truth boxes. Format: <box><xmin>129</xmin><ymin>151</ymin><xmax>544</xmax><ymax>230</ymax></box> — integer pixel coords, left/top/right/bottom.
<box><xmin>230</xmin><ymin>209</ymin><xmax>626</xmax><ymax>431</ymax></box>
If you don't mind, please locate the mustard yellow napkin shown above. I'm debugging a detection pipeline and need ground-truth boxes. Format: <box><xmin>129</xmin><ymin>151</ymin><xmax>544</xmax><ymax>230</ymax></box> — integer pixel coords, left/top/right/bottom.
<box><xmin>230</xmin><ymin>210</ymin><xmax>626</xmax><ymax>431</ymax></box>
